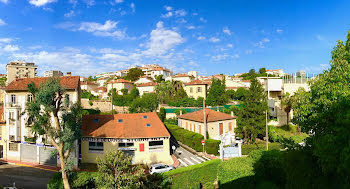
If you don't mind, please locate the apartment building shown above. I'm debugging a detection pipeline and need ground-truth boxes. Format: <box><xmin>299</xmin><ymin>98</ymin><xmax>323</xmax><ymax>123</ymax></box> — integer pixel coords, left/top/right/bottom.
<box><xmin>106</xmin><ymin>79</ymin><xmax>133</xmax><ymax>95</ymax></box>
<box><xmin>81</xmin><ymin>112</ymin><xmax>173</xmax><ymax>165</ymax></box>
<box><xmin>6</xmin><ymin>61</ymin><xmax>38</xmax><ymax>84</ymax></box>
<box><xmin>43</xmin><ymin>70</ymin><xmax>63</xmax><ymax>77</ymax></box>
<box><xmin>136</xmin><ymin>82</ymin><xmax>157</xmax><ymax>96</ymax></box>
<box><xmin>3</xmin><ymin>76</ymin><xmax>80</xmax><ymax>165</ymax></box>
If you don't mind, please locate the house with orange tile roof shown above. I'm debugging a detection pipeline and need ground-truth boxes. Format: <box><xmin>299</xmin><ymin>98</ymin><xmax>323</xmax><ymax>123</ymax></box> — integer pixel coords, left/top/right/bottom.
<box><xmin>134</xmin><ymin>76</ymin><xmax>154</xmax><ymax>85</ymax></box>
<box><xmin>165</xmin><ymin>73</ymin><xmax>194</xmax><ymax>83</ymax></box>
<box><xmin>81</xmin><ymin>112</ymin><xmax>173</xmax><ymax>165</ymax></box>
<box><xmin>106</xmin><ymin>79</ymin><xmax>134</xmax><ymax>95</ymax></box>
<box><xmin>91</xmin><ymin>86</ymin><xmax>108</xmax><ymax>99</ymax></box>
<box><xmin>177</xmin><ymin>109</ymin><xmax>237</xmax><ymax>141</ymax></box>
<box><xmin>184</xmin><ymin>80</ymin><xmax>210</xmax><ymax>99</ymax></box>
<box><xmin>136</xmin><ymin>82</ymin><xmax>158</xmax><ymax>96</ymax></box>
<box><xmin>80</xmin><ymin>81</ymin><xmax>99</xmax><ymax>92</ymax></box>
<box><xmin>3</xmin><ymin>76</ymin><xmax>80</xmax><ymax>164</ymax></box>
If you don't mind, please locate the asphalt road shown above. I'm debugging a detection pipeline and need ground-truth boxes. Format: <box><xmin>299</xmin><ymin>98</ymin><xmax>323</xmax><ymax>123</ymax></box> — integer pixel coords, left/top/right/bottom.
<box><xmin>0</xmin><ymin>162</ymin><xmax>55</xmax><ymax>189</ymax></box>
<box><xmin>173</xmin><ymin>146</ymin><xmax>210</xmax><ymax>168</ymax></box>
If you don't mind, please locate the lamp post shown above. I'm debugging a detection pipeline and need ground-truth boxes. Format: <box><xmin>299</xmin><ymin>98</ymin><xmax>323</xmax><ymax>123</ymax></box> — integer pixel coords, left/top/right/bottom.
<box><xmin>266</xmin><ymin>74</ymin><xmax>269</xmax><ymax>150</ymax></box>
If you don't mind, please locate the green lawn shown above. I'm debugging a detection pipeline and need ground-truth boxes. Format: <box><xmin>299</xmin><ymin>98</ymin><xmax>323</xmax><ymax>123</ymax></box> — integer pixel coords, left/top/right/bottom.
<box><xmin>269</xmin><ymin>124</ymin><xmax>309</xmax><ymax>144</ymax></box>
<box><xmin>163</xmin><ymin>159</ymin><xmax>221</xmax><ymax>189</ymax></box>
<box><xmin>242</xmin><ymin>141</ymin><xmax>282</xmax><ymax>155</ymax></box>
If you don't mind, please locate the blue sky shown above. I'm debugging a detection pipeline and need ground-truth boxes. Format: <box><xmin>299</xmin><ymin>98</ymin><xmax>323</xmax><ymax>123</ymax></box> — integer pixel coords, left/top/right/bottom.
<box><xmin>0</xmin><ymin>0</ymin><xmax>349</xmax><ymax>77</ymax></box>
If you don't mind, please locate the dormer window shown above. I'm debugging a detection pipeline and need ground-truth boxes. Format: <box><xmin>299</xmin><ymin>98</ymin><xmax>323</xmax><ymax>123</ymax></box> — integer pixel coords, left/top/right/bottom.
<box><xmin>146</xmin><ymin>123</ymin><xmax>151</xmax><ymax>127</ymax></box>
<box><xmin>118</xmin><ymin>119</ymin><xmax>123</xmax><ymax>123</ymax></box>
<box><xmin>143</xmin><ymin>115</ymin><xmax>148</xmax><ymax>119</ymax></box>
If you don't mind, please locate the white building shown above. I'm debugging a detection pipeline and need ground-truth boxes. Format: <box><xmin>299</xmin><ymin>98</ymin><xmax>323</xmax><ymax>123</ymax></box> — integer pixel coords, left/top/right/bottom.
<box><xmin>6</xmin><ymin>61</ymin><xmax>38</xmax><ymax>85</ymax></box>
<box><xmin>44</xmin><ymin>70</ymin><xmax>63</xmax><ymax>77</ymax></box>
<box><xmin>136</xmin><ymin>82</ymin><xmax>157</xmax><ymax>96</ymax></box>
<box><xmin>166</xmin><ymin>73</ymin><xmax>193</xmax><ymax>83</ymax></box>
<box><xmin>134</xmin><ymin>76</ymin><xmax>154</xmax><ymax>85</ymax></box>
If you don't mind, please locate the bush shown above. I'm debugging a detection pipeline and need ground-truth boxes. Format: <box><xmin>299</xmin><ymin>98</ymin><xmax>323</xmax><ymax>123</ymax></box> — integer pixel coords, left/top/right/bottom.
<box><xmin>205</xmin><ymin>139</ymin><xmax>220</xmax><ymax>155</ymax></box>
<box><xmin>47</xmin><ymin>172</ymin><xmax>97</xmax><ymax>189</ymax></box>
<box><xmin>82</xmin><ymin>109</ymin><xmax>101</xmax><ymax>115</ymax></box>
<box><xmin>253</xmin><ymin>150</ymin><xmax>285</xmax><ymax>187</ymax></box>
<box><xmin>165</xmin><ymin>118</ymin><xmax>177</xmax><ymax>125</ymax></box>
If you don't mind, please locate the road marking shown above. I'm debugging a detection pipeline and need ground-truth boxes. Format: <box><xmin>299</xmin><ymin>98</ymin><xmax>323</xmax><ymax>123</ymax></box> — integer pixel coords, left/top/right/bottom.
<box><xmin>178</xmin><ymin>159</ymin><xmax>188</xmax><ymax>167</ymax></box>
<box><xmin>196</xmin><ymin>157</ymin><xmax>206</xmax><ymax>162</ymax></box>
<box><xmin>202</xmin><ymin>156</ymin><xmax>211</xmax><ymax>161</ymax></box>
<box><xmin>190</xmin><ymin>157</ymin><xmax>201</xmax><ymax>164</ymax></box>
<box><xmin>184</xmin><ymin>158</ymin><xmax>194</xmax><ymax>165</ymax></box>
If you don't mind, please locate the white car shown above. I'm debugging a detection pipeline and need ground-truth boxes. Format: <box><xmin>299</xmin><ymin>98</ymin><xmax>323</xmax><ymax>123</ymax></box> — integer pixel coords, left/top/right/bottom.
<box><xmin>149</xmin><ymin>163</ymin><xmax>175</xmax><ymax>175</ymax></box>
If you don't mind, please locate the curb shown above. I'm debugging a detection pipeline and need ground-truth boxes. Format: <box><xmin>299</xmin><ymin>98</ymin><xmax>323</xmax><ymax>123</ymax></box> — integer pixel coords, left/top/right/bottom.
<box><xmin>0</xmin><ymin>160</ymin><xmax>59</xmax><ymax>172</ymax></box>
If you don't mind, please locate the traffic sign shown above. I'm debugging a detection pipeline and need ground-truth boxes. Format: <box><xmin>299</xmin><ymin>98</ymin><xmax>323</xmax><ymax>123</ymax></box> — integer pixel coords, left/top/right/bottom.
<box><xmin>201</xmin><ymin>140</ymin><xmax>205</xmax><ymax>145</ymax></box>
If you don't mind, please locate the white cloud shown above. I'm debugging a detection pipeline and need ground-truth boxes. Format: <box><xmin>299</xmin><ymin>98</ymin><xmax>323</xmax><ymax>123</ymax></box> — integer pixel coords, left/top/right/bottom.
<box><xmin>64</xmin><ymin>10</ymin><xmax>75</xmax><ymax>18</ymax></box>
<box><xmin>161</xmin><ymin>12</ymin><xmax>173</xmax><ymax>18</ymax></box>
<box><xmin>83</xmin><ymin>0</ymin><xmax>94</xmax><ymax>7</ymax></box>
<box><xmin>143</xmin><ymin>21</ymin><xmax>184</xmax><ymax>56</ymax></box>
<box><xmin>193</xmin><ymin>13</ymin><xmax>198</xmax><ymax>16</ymax></box>
<box><xmin>0</xmin><ymin>38</ymin><xmax>12</xmax><ymax>43</ymax></box>
<box><xmin>223</xmin><ymin>27</ymin><xmax>231</xmax><ymax>35</ymax></box>
<box><xmin>316</xmin><ymin>35</ymin><xmax>324</xmax><ymax>41</ymax></box>
<box><xmin>199</xmin><ymin>17</ymin><xmax>207</xmax><ymax>23</ymax></box>
<box><xmin>187</xmin><ymin>25</ymin><xmax>195</xmax><ymax>30</ymax></box>
<box><xmin>276</xmin><ymin>29</ymin><xmax>283</xmax><ymax>33</ymax></box>
<box><xmin>0</xmin><ymin>18</ymin><xmax>6</xmax><ymax>26</ymax></box>
<box><xmin>28</xmin><ymin>45</ymin><xmax>42</xmax><ymax>50</ymax></box>
<box><xmin>197</xmin><ymin>36</ymin><xmax>205</xmax><ymax>40</ymax></box>
<box><xmin>164</xmin><ymin>6</ymin><xmax>172</xmax><ymax>11</ymax></box>
<box><xmin>188</xmin><ymin>60</ymin><xmax>198</xmax><ymax>67</ymax></box>
<box><xmin>29</xmin><ymin>0</ymin><xmax>57</xmax><ymax>7</ymax></box>
<box><xmin>211</xmin><ymin>53</ymin><xmax>239</xmax><ymax>61</ymax></box>
<box><xmin>175</xmin><ymin>9</ymin><xmax>187</xmax><ymax>16</ymax></box>
<box><xmin>227</xmin><ymin>44</ymin><xmax>233</xmax><ymax>48</ymax></box>
<box><xmin>209</xmin><ymin>37</ymin><xmax>220</xmax><ymax>43</ymax></box>
<box><xmin>115</xmin><ymin>0</ymin><xmax>123</xmax><ymax>3</ymax></box>
<box><xmin>3</xmin><ymin>44</ymin><xmax>19</xmax><ymax>52</ymax></box>
<box><xmin>0</xmin><ymin>0</ymin><xmax>8</xmax><ymax>4</ymax></box>
<box><xmin>130</xmin><ymin>3</ymin><xmax>135</xmax><ymax>13</ymax></box>
<box><xmin>254</xmin><ymin>38</ymin><xmax>270</xmax><ymax>48</ymax></box>
<box><xmin>77</xmin><ymin>20</ymin><xmax>126</xmax><ymax>39</ymax></box>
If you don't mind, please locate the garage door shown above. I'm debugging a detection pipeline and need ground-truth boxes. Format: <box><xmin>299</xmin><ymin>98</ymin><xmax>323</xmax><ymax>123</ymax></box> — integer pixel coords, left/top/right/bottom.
<box><xmin>39</xmin><ymin>147</ymin><xmax>57</xmax><ymax>166</ymax></box>
<box><xmin>20</xmin><ymin>144</ymin><xmax>37</xmax><ymax>163</ymax></box>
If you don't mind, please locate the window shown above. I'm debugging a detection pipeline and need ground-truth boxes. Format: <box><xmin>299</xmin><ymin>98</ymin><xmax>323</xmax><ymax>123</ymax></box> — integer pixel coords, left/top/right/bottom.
<box><xmin>149</xmin><ymin>140</ymin><xmax>163</xmax><ymax>151</ymax></box>
<box><xmin>9</xmin><ymin>143</ymin><xmax>18</xmax><ymax>151</ymax></box>
<box><xmin>88</xmin><ymin>142</ymin><xmax>104</xmax><ymax>152</ymax></box>
<box><xmin>11</xmin><ymin>94</ymin><xmax>16</xmax><ymax>104</ymax></box>
<box><xmin>119</xmin><ymin>142</ymin><xmax>134</xmax><ymax>147</ymax></box>
<box><xmin>229</xmin><ymin>122</ymin><xmax>232</xmax><ymax>132</ymax></box>
<box><xmin>197</xmin><ymin>87</ymin><xmax>202</xmax><ymax>93</ymax></box>
<box><xmin>118</xmin><ymin>119</ymin><xmax>123</xmax><ymax>123</ymax></box>
<box><xmin>27</xmin><ymin>94</ymin><xmax>33</xmax><ymax>102</ymax></box>
<box><xmin>146</xmin><ymin>123</ymin><xmax>151</xmax><ymax>127</ymax></box>
<box><xmin>143</xmin><ymin>115</ymin><xmax>148</xmax><ymax>119</ymax></box>
<box><xmin>190</xmin><ymin>87</ymin><xmax>193</xmax><ymax>93</ymax></box>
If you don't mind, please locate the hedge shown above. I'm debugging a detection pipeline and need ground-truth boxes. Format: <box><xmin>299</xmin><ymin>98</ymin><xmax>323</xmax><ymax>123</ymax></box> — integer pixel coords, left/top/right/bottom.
<box><xmin>47</xmin><ymin>172</ymin><xmax>98</xmax><ymax>189</ymax></box>
<box><xmin>165</xmin><ymin>123</ymin><xmax>220</xmax><ymax>155</ymax></box>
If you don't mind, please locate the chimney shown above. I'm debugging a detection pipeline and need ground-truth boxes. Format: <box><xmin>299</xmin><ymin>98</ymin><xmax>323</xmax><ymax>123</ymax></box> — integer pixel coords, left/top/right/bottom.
<box><xmin>66</xmin><ymin>72</ymin><xmax>71</xmax><ymax>76</ymax></box>
<box><xmin>231</xmin><ymin>111</ymin><xmax>234</xmax><ymax>117</ymax></box>
<box><xmin>180</xmin><ymin>109</ymin><xmax>182</xmax><ymax>115</ymax></box>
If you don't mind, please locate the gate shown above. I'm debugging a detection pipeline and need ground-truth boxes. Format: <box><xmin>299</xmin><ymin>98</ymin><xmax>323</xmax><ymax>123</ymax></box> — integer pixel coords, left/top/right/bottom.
<box><xmin>20</xmin><ymin>144</ymin><xmax>37</xmax><ymax>163</ymax></box>
<box><xmin>39</xmin><ymin>147</ymin><xmax>57</xmax><ymax>166</ymax></box>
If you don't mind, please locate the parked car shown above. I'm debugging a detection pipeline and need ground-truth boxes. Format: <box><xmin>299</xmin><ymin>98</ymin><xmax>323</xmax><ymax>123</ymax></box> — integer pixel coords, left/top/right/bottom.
<box><xmin>149</xmin><ymin>163</ymin><xmax>175</xmax><ymax>175</ymax></box>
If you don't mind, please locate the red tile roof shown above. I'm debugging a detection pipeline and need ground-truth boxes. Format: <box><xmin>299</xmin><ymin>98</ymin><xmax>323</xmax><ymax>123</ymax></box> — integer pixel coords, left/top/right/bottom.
<box><xmin>185</xmin><ymin>80</ymin><xmax>210</xmax><ymax>85</ymax></box>
<box><xmin>82</xmin><ymin>112</ymin><xmax>170</xmax><ymax>138</ymax></box>
<box><xmin>136</xmin><ymin>82</ymin><xmax>158</xmax><ymax>87</ymax></box>
<box><xmin>108</xmin><ymin>79</ymin><xmax>133</xmax><ymax>84</ymax></box>
<box><xmin>173</xmin><ymin>73</ymin><xmax>190</xmax><ymax>78</ymax></box>
<box><xmin>5</xmin><ymin>76</ymin><xmax>80</xmax><ymax>91</ymax></box>
<box><xmin>80</xmin><ymin>81</ymin><xmax>98</xmax><ymax>86</ymax></box>
<box><xmin>93</xmin><ymin>86</ymin><xmax>107</xmax><ymax>92</ymax></box>
<box><xmin>178</xmin><ymin>108</ymin><xmax>236</xmax><ymax>123</ymax></box>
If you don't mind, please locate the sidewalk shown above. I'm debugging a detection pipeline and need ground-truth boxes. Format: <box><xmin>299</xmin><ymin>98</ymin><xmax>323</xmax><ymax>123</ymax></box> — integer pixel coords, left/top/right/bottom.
<box><xmin>0</xmin><ymin>159</ymin><xmax>60</xmax><ymax>172</ymax></box>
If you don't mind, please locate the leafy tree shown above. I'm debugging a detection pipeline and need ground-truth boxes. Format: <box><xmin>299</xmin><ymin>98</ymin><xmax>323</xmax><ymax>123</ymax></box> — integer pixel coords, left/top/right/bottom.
<box><xmin>0</xmin><ymin>76</ymin><xmax>6</xmax><ymax>86</ymax></box>
<box><xmin>125</xmin><ymin>68</ymin><xmax>144</xmax><ymax>81</ymax></box>
<box><xmin>226</xmin><ymin>89</ymin><xmax>236</xmax><ymax>100</ymax></box>
<box><xmin>206</xmin><ymin>78</ymin><xmax>228</xmax><ymax>106</ymax></box>
<box><xmin>155</xmin><ymin>81</ymin><xmax>173</xmax><ymax>104</ymax></box>
<box><xmin>129</xmin><ymin>93</ymin><xmax>159</xmax><ymax>113</ymax></box>
<box><xmin>155</xmin><ymin>75</ymin><xmax>165</xmax><ymax>83</ymax></box>
<box><xmin>96</xmin><ymin>150</ymin><xmax>144</xmax><ymax>189</ymax></box>
<box><xmin>130</xmin><ymin>86</ymin><xmax>140</xmax><ymax>99</ymax></box>
<box><xmin>158</xmin><ymin>107</ymin><xmax>166</xmax><ymax>122</ymax></box>
<box><xmin>25</xmin><ymin>78</ymin><xmax>82</xmax><ymax>189</ymax></box>
<box><xmin>81</xmin><ymin>90</ymin><xmax>99</xmax><ymax>100</ymax></box>
<box><xmin>292</xmin><ymin>31</ymin><xmax>350</xmax><ymax>187</ymax></box>
<box><xmin>259</xmin><ymin>68</ymin><xmax>266</xmax><ymax>74</ymax></box>
<box><xmin>234</xmin><ymin>87</ymin><xmax>248</xmax><ymax>101</ymax></box>
<box><xmin>249</xmin><ymin>69</ymin><xmax>256</xmax><ymax>75</ymax></box>
<box><xmin>121</xmin><ymin>88</ymin><xmax>129</xmax><ymax>95</ymax></box>
<box><xmin>87</xmin><ymin>76</ymin><xmax>97</xmax><ymax>81</ymax></box>
<box><xmin>236</xmin><ymin>78</ymin><xmax>267</xmax><ymax>143</ymax></box>
<box><xmin>174</xmin><ymin>109</ymin><xmax>187</xmax><ymax>115</ymax></box>
<box><xmin>281</xmin><ymin>92</ymin><xmax>293</xmax><ymax>126</ymax></box>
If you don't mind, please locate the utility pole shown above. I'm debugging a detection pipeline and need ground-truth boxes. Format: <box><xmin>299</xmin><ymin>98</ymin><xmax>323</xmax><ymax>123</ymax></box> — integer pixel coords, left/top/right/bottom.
<box><xmin>266</xmin><ymin>74</ymin><xmax>269</xmax><ymax>150</ymax></box>
<box><xmin>203</xmin><ymin>98</ymin><xmax>207</xmax><ymax>140</ymax></box>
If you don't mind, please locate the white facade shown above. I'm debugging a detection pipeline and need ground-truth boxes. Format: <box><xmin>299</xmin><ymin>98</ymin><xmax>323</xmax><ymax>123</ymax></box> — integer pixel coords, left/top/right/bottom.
<box><xmin>136</xmin><ymin>85</ymin><xmax>156</xmax><ymax>96</ymax></box>
<box><xmin>134</xmin><ymin>77</ymin><xmax>153</xmax><ymax>85</ymax></box>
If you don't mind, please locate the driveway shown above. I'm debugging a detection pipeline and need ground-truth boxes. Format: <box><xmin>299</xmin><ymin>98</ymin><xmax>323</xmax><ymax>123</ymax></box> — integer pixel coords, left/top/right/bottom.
<box><xmin>0</xmin><ymin>162</ymin><xmax>55</xmax><ymax>189</ymax></box>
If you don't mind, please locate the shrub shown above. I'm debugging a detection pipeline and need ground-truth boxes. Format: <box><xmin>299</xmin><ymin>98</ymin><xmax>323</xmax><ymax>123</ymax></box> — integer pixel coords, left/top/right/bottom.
<box><xmin>47</xmin><ymin>172</ymin><xmax>98</xmax><ymax>189</ymax></box>
<box><xmin>165</xmin><ymin>118</ymin><xmax>177</xmax><ymax>125</ymax></box>
<box><xmin>82</xmin><ymin>109</ymin><xmax>101</xmax><ymax>115</ymax></box>
<box><xmin>47</xmin><ymin>172</ymin><xmax>64</xmax><ymax>189</ymax></box>
<box><xmin>205</xmin><ymin>139</ymin><xmax>220</xmax><ymax>155</ymax></box>
<box><xmin>253</xmin><ymin>150</ymin><xmax>285</xmax><ymax>187</ymax></box>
